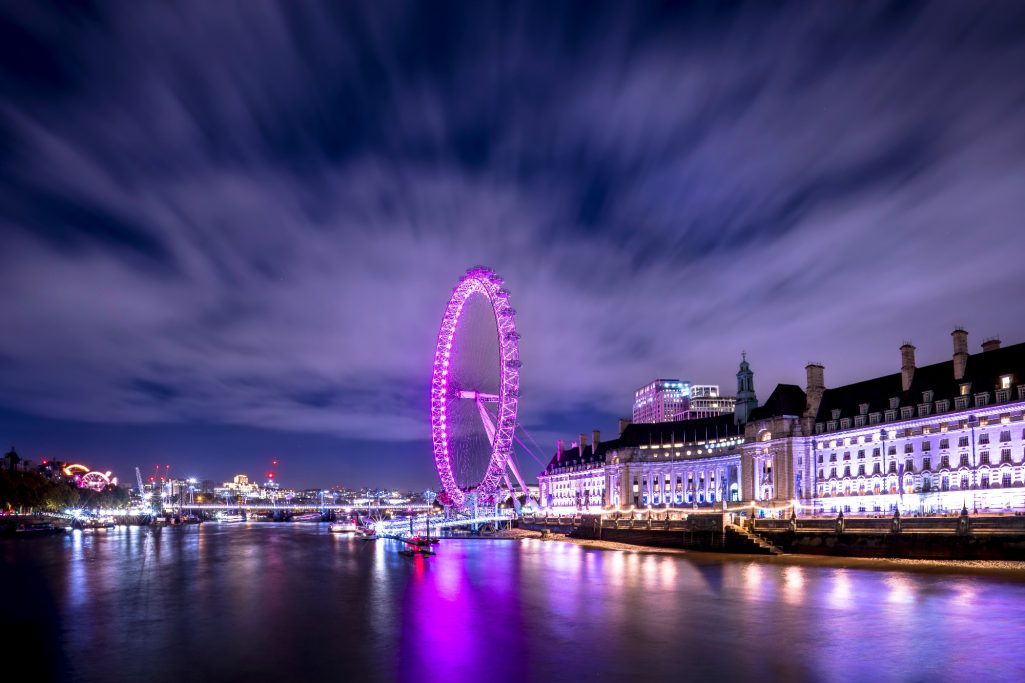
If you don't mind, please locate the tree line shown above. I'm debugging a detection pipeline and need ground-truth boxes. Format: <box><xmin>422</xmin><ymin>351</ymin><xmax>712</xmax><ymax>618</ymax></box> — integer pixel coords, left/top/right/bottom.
<box><xmin>0</xmin><ymin>469</ymin><xmax>132</xmax><ymax>513</ymax></box>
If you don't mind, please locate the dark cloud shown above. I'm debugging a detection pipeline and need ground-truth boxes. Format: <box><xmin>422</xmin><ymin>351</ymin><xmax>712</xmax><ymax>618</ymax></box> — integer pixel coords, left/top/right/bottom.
<box><xmin>1</xmin><ymin>1</ymin><xmax>1024</xmax><ymax>487</ymax></box>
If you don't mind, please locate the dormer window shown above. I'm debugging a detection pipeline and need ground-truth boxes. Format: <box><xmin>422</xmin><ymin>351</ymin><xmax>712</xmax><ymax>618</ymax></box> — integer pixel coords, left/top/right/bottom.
<box><xmin>831</xmin><ymin>409</ymin><xmax>841</xmax><ymax>420</ymax></box>
<box><xmin>889</xmin><ymin>397</ymin><xmax>900</xmax><ymax>410</ymax></box>
<box><xmin>1000</xmin><ymin>375</ymin><xmax>1012</xmax><ymax>390</ymax></box>
<box><xmin>922</xmin><ymin>390</ymin><xmax>934</xmax><ymax>403</ymax></box>
<box><xmin>960</xmin><ymin>383</ymin><xmax>971</xmax><ymax>396</ymax></box>
<box><xmin>900</xmin><ymin>406</ymin><xmax>914</xmax><ymax>420</ymax></box>
<box><xmin>859</xmin><ymin>403</ymin><xmax>869</xmax><ymax>415</ymax></box>
<box><xmin>976</xmin><ymin>392</ymin><xmax>989</xmax><ymax>407</ymax></box>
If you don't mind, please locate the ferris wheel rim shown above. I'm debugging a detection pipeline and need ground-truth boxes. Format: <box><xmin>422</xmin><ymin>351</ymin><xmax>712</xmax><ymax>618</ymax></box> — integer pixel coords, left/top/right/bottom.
<box><xmin>430</xmin><ymin>266</ymin><xmax>520</xmax><ymax>509</ymax></box>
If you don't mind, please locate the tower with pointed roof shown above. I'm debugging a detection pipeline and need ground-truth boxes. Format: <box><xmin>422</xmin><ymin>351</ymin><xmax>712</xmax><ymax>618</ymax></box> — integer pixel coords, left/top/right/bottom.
<box><xmin>735</xmin><ymin>352</ymin><xmax>757</xmax><ymax>425</ymax></box>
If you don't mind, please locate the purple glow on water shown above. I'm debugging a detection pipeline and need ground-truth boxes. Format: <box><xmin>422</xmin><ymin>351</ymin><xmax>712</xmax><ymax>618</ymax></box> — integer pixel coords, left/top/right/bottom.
<box><xmin>4</xmin><ymin>526</ymin><xmax>1025</xmax><ymax>682</ymax></box>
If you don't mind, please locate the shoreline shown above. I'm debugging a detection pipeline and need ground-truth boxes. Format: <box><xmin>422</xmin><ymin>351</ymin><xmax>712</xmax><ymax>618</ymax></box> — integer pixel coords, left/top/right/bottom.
<box><xmin>495</xmin><ymin>528</ymin><xmax>1025</xmax><ymax>581</ymax></box>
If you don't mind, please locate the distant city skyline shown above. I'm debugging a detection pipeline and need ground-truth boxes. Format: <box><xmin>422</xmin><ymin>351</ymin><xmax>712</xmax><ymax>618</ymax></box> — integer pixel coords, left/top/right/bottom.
<box><xmin>2</xmin><ymin>2</ymin><xmax>1025</xmax><ymax>489</ymax></box>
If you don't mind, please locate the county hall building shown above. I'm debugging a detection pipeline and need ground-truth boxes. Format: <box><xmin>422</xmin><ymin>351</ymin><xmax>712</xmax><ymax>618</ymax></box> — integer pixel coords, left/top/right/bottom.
<box><xmin>538</xmin><ymin>329</ymin><xmax>1025</xmax><ymax>515</ymax></box>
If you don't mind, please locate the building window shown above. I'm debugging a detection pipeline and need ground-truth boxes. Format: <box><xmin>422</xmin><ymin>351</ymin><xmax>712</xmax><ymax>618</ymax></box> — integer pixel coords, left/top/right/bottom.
<box><xmin>940</xmin><ymin>438</ymin><xmax>949</xmax><ymax>449</ymax></box>
<box><xmin>940</xmin><ymin>455</ymin><xmax>950</xmax><ymax>469</ymax></box>
<box><xmin>918</xmin><ymin>404</ymin><xmax>930</xmax><ymax>417</ymax></box>
<box><xmin>1000</xmin><ymin>430</ymin><xmax>1011</xmax><ymax>442</ymax></box>
<box><xmin>885</xmin><ymin>409</ymin><xmax>896</xmax><ymax>422</ymax></box>
<box><xmin>941</xmin><ymin>476</ymin><xmax>949</xmax><ymax>491</ymax></box>
<box><xmin>857</xmin><ymin>450</ymin><xmax>865</xmax><ymax>459</ymax></box>
<box><xmin>979</xmin><ymin>433</ymin><xmax>990</xmax><ymax>445</ymax></box>
<box><xmin>980</xmin><ymin>451</ymin><xmax>990</xmax><ymax>465</ymax></box>
<box><xmin>958</xmin><ymin>436</ymin><xmax>969</xmax><ymax>448</ymax></box>
<box><xmin>959</xmin><ymin>453</ymin><xmax>970</xmax><ymax>467</ymax></box>
<box><xmin>960</xmin><ymin>475</ymin><xmax>969</xmax><ymax>490</ymax></box>
<box><xmin>1001</xmin><ymin>375</ymin><xmax>1012</xmax><ymax>390</ymax></box>
<box><xmin>843</xmin><ymin>466</ymin><xmax>851</xmax><ymax>477</ymax></box>
<box><xmin>960</xmin><ymin>383</ymin><xmax>970</xmax><ymax>396</ymax></box>
<box><xmin>1003</xmin><ymin>472</ymin><xmax>1013</xmax><ymax>487</ymax></box>
<box><xmin>936</xmin><ymin>399</ymin><xmax>950</xmax><ymax>412</ymax></box>
<box><xmin>888</xmin><ymin>446</ymin><xmax>896</xmax><ymax>456</ymax></box>
<box><xmin>1001</xmin><ymin>448</ymin><xmax>1012</xmax><ymax>464</ymax></box>
<box><xmin>923</xmin><ymin>457</ymin><xmax>931</xmax><ymax>471</ymax></box>
<box><xmin>976</xmin><ymin>393</ymin><xmax>989</xmax><ymax>407</ymax></box>
<box><xmin>901</xmin><ymin>407</ymin><xmax>914</xmax><ymax>420</ymax></box>
<box><xmin>843</xmin><ymin>452</ymin><xmax>851</xmax><ymax>461</ymax></box>
<box><xmin>854</xmin><ymin>415</ymin><xmax>865</xmax><ymax>427</ymax></box>
<box><xmin>904</xmin><ymin>443</ymin><xmax>914</xmax><ymax>454</ymax></box>
<box><xmin>840</xmin><ymin>418</ymin><xmax>851</xmax><ymax>430</ymax></box>
<box><xmin>981</xmin><ymin>473</ymin><xmax>990</xmax><ymax>488</ymax></box>
<box><xmin>831</xmin><ymin>409</ymin><xmax>841</xmax><ymax>420</ymax></box>
<box><xmin>997</xmin><ymin>389</ymin><xmax>1010</xmax><ymax>403</ymax></box>
<box><xmin>955</xmin><ymin>396</ymin><xmax>969</xmax><ymax>410</ymax></box>
<box><xmin>889</xmin><ymin>397</ymin><xmax>900</xmax><ymax>410</ymax></box>
<box><xmin>888</xmin><ymin>461</ymin><xmax>897</xmax><ymax>474</ymax></box>
<box><xmin>869</xmin><ymin>412</ymin><xmax>881</xmax><ymax>425</ymax></box>
<box><xmin>922</xmin><ymin>441</ymin><xmax>931</xmax><ymax>451</ymax></box>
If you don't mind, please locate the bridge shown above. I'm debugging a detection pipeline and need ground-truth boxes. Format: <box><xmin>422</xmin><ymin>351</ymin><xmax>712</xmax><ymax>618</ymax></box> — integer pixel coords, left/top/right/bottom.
<box><xmin>166</xmin><ymin>503</ymin><xmax>434</xmax><ymax>513</ymax></box>
<box><xmin>374</xmin><ymin>509</ymin><xmax>516</xmax><ymax>536</ymax></box>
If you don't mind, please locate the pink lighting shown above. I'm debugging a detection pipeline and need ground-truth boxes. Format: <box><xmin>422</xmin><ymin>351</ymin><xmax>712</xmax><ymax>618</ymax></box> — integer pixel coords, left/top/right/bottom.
<box><xmin>430</xmin><ymin>266</ymin><xmax>521</xmax><ymax>509</ymax></box>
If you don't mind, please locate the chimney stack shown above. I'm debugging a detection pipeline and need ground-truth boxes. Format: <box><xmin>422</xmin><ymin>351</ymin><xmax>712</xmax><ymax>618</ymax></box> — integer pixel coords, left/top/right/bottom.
<box><xmin>952</xmin><ymin>328</ymin><xmax>968</xmax><ymax>381</ymax></box>
<box><xmin>900</xmin><ymin>343</ymin><xmax>916</xmax><ymax>392</ymax></box>
<box><xmin>578</xmin><ymin>433</ymin><xmax>587</xmax><ymax>458</ymax></box>
<box><xmin>982</xmin><ymin>337</ymin><xmax>1001</xmax><ymax>353</ymax></box>
<box><xmin>805</xmin><ymin>363</ymin><xmax>825</xmax><ymax>418</ymax></box>
<box><xmin>618</xmin><ymin>418</ymin><xmax>631</xmax><ymax>435</ymax></box>
<box><xmin>557</xmin><ymin>438</ymin><xmax>563</xmax><ymax>462</ymax></box>
<box><xmin>592</xmin><ymin>430</ymin><xmax>600</xmax><ymax>456</ymax></box>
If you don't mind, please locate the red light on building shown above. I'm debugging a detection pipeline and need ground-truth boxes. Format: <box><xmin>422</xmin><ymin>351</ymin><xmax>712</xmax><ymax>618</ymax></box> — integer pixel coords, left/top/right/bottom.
<box><xmin>267</xmin><ymin>472</ymin><xmax>275</xmax><ymax>479</ymax></box>
<box><xmin>42</xmin><ymin>459</ymin><xmax>48</xmax><ymax>464</ymax></box>
<box><xmin>149</xmin><ymin>476</ymin><xmax>155</xmax><ymax>482</ymax></box>
<box><xmin>272</xmin><ymin>460</ymin><xmax>278</xmax><ymax>466</ymax></box>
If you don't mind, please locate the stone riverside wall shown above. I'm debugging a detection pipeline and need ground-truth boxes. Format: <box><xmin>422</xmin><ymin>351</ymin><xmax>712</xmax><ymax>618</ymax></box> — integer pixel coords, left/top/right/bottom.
<box><xmin>518</xmin><ymin>512</ymin><xmax>1025</xmax><ymax>560</ymax></box>
<box><xmin>753</xmin><ymin>513</ymin><xmax>1025</xmax><ymax>560</ymax></box>
<box><xmin>518</xmin><ymin>513</ymin><xmax>767</xmax><ymax>553</ymax></box>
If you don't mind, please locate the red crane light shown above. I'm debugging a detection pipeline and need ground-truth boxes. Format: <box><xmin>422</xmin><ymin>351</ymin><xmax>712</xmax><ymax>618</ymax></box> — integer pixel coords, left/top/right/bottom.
<box><xmin>149</xmin><ymin>476</ymin><xmax>155</xmax><ymax>481</ymax></box>
<box><xmin>272</xmin><ymin>460</ymin><xmax>278</xmax><ymax>466</ymax></box>
<box><xmin>267</xmin><ymin>472</ymin><xmax>275</xmax><ymax>479</ymax></box>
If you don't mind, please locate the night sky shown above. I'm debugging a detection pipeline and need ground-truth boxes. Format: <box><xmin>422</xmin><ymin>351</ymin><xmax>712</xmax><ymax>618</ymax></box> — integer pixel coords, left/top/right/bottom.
<box><xmin>2</xmin><ymin>2</ymin><xmax>1024</xmax><ymax>490</ymax></box>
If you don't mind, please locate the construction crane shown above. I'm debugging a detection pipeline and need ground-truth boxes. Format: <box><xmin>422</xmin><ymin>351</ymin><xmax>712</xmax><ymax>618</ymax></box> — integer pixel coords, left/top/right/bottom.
<box><xmin>135</xmin><ymin>467</ymin><xmax>145</xmax><ymax>495</ymax></box>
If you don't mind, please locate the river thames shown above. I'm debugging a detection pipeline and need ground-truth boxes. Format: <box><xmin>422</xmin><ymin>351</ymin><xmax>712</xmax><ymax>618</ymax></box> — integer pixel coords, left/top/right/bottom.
<box><xmin>4</xmin><ymin>524</ymin><xmax>1025</xmax><ymax>683</ymax></box>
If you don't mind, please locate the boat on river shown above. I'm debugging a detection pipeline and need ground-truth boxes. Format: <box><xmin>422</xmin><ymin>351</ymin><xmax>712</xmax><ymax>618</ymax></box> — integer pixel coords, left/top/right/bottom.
<box><xmin>329</xmin><ymin>519</ymin><xmax>358</xmax><ymax>533</ymax></box>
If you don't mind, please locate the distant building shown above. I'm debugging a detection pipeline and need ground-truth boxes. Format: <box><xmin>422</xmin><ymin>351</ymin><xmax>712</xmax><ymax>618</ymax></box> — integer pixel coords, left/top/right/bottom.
<box><xmin>674</xmin><ymin>385</ymin><xmax>737</xmax><ymax>420</ymax></box>
<box><xmin>633</xmin><ymin>379</ymin><xmax>690</xmax><ymax>423</ymax></box>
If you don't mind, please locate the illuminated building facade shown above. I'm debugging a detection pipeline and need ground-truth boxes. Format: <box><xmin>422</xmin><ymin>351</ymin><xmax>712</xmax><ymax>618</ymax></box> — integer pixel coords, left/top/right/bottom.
<box><xmin>604</xmin><ymin>416</ymin><xmax>745</xmax><ymax>508</ymax></box>
<box><xmin>632</xmin><ymin>379</ymin><xmax>690</xmax><ymax>423</ymax></box>
<box><xmin>541</xmin><ymin>358</ymin><xmax>756</xmax><ymax>512</ymax></box>
<box><xmin>538</xmin><ymin>432</ymin><xmax>608</xmax><ymax>512</ymax></box>
<box><xmin>804</xmin><ymin>330</ymin><xmax>1025</xmax><ymax>514</ymax></box>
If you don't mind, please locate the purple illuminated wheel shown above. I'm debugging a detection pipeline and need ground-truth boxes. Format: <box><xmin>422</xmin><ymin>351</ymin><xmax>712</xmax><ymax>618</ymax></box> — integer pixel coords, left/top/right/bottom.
<box><xmin>430</xmin><ymin>266</ymin><xmax>521</xmax><ymax>509</ymax></box>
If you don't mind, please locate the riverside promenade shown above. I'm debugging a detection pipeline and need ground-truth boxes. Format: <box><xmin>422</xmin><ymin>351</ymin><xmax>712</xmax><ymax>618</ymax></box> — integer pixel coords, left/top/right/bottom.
<box><xmin>519</xmin><ymin>509</ymin><xmax>1025</xmax><ymax>560</ymax></box>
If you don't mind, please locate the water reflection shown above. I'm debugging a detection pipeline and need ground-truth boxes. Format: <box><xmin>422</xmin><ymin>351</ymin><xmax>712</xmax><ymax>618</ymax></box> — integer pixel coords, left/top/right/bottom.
<box><xmin>5</xmin><ymin>527</ymin><xmax>1025</xmax><ymax>683</ymax></box>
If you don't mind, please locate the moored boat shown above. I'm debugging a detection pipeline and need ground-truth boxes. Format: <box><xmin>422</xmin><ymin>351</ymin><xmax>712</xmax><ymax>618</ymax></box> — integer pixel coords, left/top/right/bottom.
<box><xmin>329</xmin><ymin>519</ymin><xmax>358</xmax><ymax>533</ymax></box>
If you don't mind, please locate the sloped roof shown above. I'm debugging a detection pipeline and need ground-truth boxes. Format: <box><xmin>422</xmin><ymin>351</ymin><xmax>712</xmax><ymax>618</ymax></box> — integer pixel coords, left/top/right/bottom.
<box><xmin>815</xmin><ymin>341</ymin><xmax>1025</xmax><ymax>423</ymax></box>
<box><xmin>748</xmin><ymin>384</ymin><xmax>806</xmax><ymax>422</ymax></box>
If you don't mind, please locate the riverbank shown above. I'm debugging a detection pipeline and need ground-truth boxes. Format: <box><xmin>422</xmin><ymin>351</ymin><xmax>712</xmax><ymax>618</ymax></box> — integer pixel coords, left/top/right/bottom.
<box><xmin>499</xmin><ymin>527</ymin><xmax>1025</xmax><ymax>580</ymax></box>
